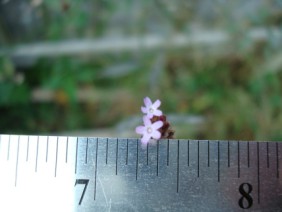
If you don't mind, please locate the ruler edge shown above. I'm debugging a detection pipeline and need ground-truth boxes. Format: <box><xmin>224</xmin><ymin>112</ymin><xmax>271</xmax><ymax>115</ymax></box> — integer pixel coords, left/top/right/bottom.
<box><xmin>1</xmin><ymin>134</ymin><xmax>281</xmax><ymax>143</ymax></box>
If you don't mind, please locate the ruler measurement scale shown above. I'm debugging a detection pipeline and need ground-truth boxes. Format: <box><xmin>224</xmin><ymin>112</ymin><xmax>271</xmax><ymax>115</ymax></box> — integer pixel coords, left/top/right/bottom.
<box><xmin>0</xmin><ymin>135</ymin><xmax>281</xmax><ymax>211</ymax></box>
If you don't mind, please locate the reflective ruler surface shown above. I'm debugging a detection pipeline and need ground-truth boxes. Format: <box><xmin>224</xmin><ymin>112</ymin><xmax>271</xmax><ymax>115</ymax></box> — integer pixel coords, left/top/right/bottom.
<box><xmin>0</xmin><ymin>135</ymin><xmax>281</xmax><ymax>211</ymax></box>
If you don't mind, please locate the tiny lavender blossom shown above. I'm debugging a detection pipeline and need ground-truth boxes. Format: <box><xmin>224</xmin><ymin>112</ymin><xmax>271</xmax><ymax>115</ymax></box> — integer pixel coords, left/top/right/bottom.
<box><xmin>135</xmin><ymin>116</ymin><xmax>163</xmax><ymax>144</ymax></box>
<box><xmin>141</xmin><ymin>97</ymin><xmax>163</xmax><ymax>119</ymax></box>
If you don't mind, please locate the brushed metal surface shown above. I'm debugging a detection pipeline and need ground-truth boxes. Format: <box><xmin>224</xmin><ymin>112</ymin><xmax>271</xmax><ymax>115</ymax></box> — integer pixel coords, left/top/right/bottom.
<box><xmin>0</xmin><ymin>135</ymin><xmax>281</xmax><ymax>211</ymax></box>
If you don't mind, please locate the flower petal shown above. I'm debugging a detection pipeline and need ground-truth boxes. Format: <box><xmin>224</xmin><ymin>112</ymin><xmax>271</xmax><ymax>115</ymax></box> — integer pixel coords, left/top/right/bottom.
<box><xmin>152</xmin><ymin>99</ymin><xmax>161</xmax><ymax>109</ymax></box>
<box><xmin>146</xmin><ymin>113</ymin><xmax>153</xmax><ymax>119</ymax></box>
<box><xmin>152</xmin><ymin>120</ymin><xmax>163</xmax><ymax>130</ymax></box>
<box><xmin>141</xmin><ymin>106</ymin><xmax>147</xmax><ymax>113</ymax></box>
<box><xmin>135</xmin><ymin>126</ymin><xmax>145</xmax><ymax>135</ymax></box>
<box><xmin>144</xmin><ymin>97</ymin><xmax>152</xmax><ymax>107</ymax></box>
<box><xmin>151</xmin><ymin>130</ymin><xmax>161</xmax><ymax>139</ymax></box>
<box><xmin>141</xmin><ymin>133</ymin><xmax>151</xmax><ymax>144</ymax></box>
<box><xmin>143</xmin><ymin>115</ymin><xmax>151</xmax><ymax>126</ymax></box>
<box><xmin>154</xmin><ymin>109</ymin><xmax>163</xmax><ymax>116</ymax></box>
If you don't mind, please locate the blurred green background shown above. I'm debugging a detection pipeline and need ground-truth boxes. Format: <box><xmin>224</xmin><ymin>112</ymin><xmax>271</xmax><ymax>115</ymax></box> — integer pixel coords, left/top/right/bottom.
<box><xmin>0</xmin><ymin>0</ymin><xmax>282</xmax><ymax>141</ymax></box>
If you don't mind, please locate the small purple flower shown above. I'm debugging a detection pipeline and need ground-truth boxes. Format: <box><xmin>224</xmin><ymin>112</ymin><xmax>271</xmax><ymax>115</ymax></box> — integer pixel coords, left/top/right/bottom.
<box><xmin>141</xmin><ymin>97</ymin><xmax>163</xmax><ymax>119</ymax></box>
<box><xmin>135</xmin><ymin>116</ymin><xmax>163</xmax><ymax>144</ymax></box>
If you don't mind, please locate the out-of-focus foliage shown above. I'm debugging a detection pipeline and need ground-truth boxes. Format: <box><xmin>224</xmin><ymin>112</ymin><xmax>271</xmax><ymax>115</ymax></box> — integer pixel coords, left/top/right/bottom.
<box><xmin>0</xmin><ymin>58</ymin><xmax>30</xmax><ymax>105</ymax></box>
<box><xmin>0</xmin><ymin>0</ymin><xmax>282</xmax><ymax>141</ymax></box>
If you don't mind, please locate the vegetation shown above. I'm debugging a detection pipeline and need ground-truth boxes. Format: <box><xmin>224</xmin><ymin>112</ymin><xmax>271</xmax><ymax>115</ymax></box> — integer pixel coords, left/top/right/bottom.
<box><xmin>0</xmin><ymin>1</ymin><xmax>282</xmax><ymax>141</ymax></box>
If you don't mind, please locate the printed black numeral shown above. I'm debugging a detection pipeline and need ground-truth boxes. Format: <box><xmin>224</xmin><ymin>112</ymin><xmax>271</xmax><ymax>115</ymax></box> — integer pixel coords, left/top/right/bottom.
<box><xmin>238</xmin><ymin>183</ymin><xmax>253</xmax><ymax>209</ymax></box>
<box><xmin>75</xmin><ymin>179</ymin><xmax>89</xmax><ymax>205</ymax></box>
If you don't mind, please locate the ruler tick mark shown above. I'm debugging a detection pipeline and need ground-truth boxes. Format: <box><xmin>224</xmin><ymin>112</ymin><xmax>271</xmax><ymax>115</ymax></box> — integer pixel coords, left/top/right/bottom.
<box><xmin>85</xmin><ymin>138</ymin><xmax>88</xmax><ymax>164</ymax></box>
<box><xmin>126</xmin><ymin>139</ymin><xmax>128</xmax><ymax>165</ymax></box>
<box><xmin>238</xmin><ymin>141</ymin><xmax>240</xmax><ymax>178</ymax></box>
<box><xmin>228</xmin><ymin>141</ymin><xmax>230</xmax><ymax>167</ymax></box>
<box><xmin>46</xmin><ymin>136</ymin><xmax>49</xmax><ymax>162</ymax></box>
<box><xmin>266</xmin><ymin>142</ymin><xmax>269</xmax><ymax>168</ymax></box>
<box><xmin>218</xmin><ymin>141</ymin><xmax>220</xmax><ymax>182</ymax></box>
<box><xmin>167</xmin><ymin>139</ymin><xmax>170</xmax><ymax>166</ymax></box>
<box><xmin>26</xmin><ymin>136</ymin><xmax>30</xmax><ymax>162</ymax></box>
<box><xmin>147</xmin><ymin>143</ymin><xmax>149</xmax><ymax>165</ymax></box>
<box><xmin>55</xmin><ymin>137</ymin><xmax>59</xmax><ymax>177</ymax></box>
<box><xmin>257</xmin><ymin>142</ymin><xmax>260</xmax><ymax>204</ymax></box>
<box><xmin>35</xmin><ymin>136</ymin><xmax>39</xmax><ymax>172</ymax></box>
<box><xmin>247</xmin><ymin>141</ymin><xmax>250</xmax><ymax>168</ymax></box>
<box><xmin>187</xmin><ymin>140</ymin><xmax>190</xmax><ymax>166</ymax></box>
<box><xmin>116</xmin><ymin>138</ymin><xmax>118</xmax><ymax>175</ymax></box>
<box><xmin>177</xmin><ymin>140</ymin><xmax>180</xmax><ymax>193</ymax></box>
<box><xmin>197</xmin><ymin>140</ymin><xmax>199</xmax><ymax>177</ymax></box>
<box><xmin>75</xmin><ymin>138</ymin><xmax>78</xmax><ymax>174</ymax></box>
<box><xmin>15</xmin><ymin>136</ymin><xmax>20</xmax><ymax>187</ymax></box>
<box><xmin>276</xmin><ymin>142</ymin><xmax>279</xmax><ymax>178</ymax></box>
<box><xmin>66</xmin><ymin>137</ymin><xmax>69</xmax><ymax>163</ymax></box>
<box><xmin>94</xmin><ymin>138</ymin><xmax>98</xmax><ymax>200</ymax></box>
<box><xmin>157</xmin><ymin>140</ymin><xmax>159</xmax><ymax>176</ymax></box>
<box><xmin>7</xmin><ymin>135</ymin><xmax>10</xmax><ymax>160</ymax></box>
<box><xmin>106</xmin><ymin>138</ymin><xmax>108</xmax><ymax>164</ymax></box>
<box><xmin>208</xmin><ymin>140</ymin><xmax>210</xmax><ymax>167</ymax></box>
<box><xmin>136</xmin><ymin>139</ymin><xmax>139</xmax><ymax>180</ymax></box>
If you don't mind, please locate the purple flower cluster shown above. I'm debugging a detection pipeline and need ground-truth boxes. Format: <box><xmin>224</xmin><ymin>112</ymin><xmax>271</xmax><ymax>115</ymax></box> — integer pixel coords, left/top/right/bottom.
<box><xmin>135</xmin><ymin>97</ymin><xmax>163</xmax><ymax>144</ymax></box>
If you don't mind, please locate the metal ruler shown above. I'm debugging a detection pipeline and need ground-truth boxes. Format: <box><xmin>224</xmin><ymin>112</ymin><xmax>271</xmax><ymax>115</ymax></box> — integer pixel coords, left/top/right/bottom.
<box><xmin>0</xmin><ymin>135</ymin><xmax>281</xmax><ymax>211</ymax></box>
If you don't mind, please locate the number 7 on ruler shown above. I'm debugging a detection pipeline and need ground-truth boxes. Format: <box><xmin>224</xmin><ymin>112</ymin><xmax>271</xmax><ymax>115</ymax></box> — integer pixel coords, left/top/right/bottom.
<box><xmin>74</xmin><ymin>179</ymin><xmax>89</xmax><ymax>205</ymax></box>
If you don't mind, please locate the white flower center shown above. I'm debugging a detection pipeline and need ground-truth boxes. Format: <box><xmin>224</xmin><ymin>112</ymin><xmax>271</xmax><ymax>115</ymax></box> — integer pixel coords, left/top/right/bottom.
<box><xmin>149</xmin><ymin>107</ymin><xmax>154</xmax><ymax>113</ymax></box>
<box><xmin>147</xmin><ymin>127</ymin><xmax>152</xmax><ymax>134</ymax></box>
